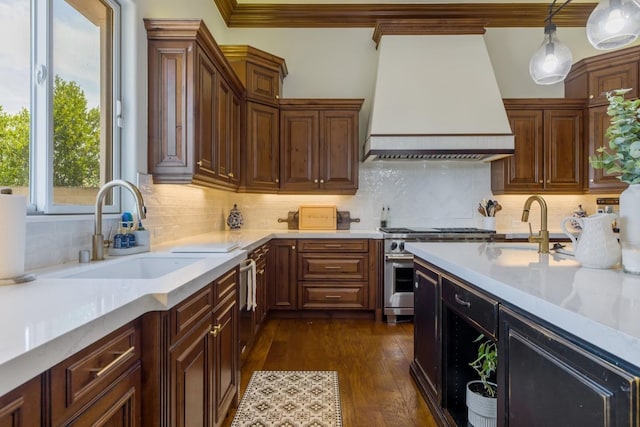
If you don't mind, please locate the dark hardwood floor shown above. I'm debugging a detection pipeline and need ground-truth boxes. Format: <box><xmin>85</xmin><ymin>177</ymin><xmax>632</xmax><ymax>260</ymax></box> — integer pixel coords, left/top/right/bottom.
<box><xmin>222</xmin><ymin>318</ymin><xmax>437</xmax><ymax>427</ymax></box>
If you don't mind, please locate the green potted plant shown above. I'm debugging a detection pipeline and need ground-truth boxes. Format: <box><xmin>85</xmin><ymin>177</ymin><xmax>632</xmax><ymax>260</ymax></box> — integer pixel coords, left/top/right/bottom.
<box><xmin>467</xmin><ymin>334</ymin><xmax>498</xmax><ymax>427</ymax></box>
<box><xmin>589</xmin><ymin>88</ymin><xmax>640</xmax><ymax>274</ymax></box>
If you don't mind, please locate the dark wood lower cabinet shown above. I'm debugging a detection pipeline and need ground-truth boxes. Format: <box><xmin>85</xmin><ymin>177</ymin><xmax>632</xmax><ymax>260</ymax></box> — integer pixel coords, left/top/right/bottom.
<box><xmin>411</xmin><ymin>256</ymin><xmax>640</xmax><ymax>427</ymax></box>
<box><xmin>63</xmin><ymin>363</ymin><xmax>142</xmax><ymax>427</ymax></box>
<box><xmin>0</xmin><ymin>375</ymin><xmax>42</xmax><ymax>427</ymax></box>
<box><xmin>269</xmin><ymin>239</ymin><xmax>297</xmax><ymax>310</ymax></box>
<box><xmin>411</xmin><ymin>260</ymin><xmax>440</xmax><ymax>398</ymax></box>
<box><xmin>169</xmin><ymin>316</ymin><xmax>212</xmax><ymax>427</ymax></box>
<box><xmin>499</xmin><ymin>306</ymin><xmax>639</xmax><ymax>427</ymax></box>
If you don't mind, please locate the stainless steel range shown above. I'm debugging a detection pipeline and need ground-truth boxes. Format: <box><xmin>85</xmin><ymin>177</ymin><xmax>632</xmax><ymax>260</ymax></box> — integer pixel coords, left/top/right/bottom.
<box><xmin>380</xmin><ymin>227</ymin><xmax>498</xmax><ymax>323</ymax></box>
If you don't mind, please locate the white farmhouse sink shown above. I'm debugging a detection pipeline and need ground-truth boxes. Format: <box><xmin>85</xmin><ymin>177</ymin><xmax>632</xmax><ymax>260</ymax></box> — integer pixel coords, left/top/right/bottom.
<box><xmin>61</xmin><ymin>256</ymin><xmax>205</xmax><ymax>279</ymax></box>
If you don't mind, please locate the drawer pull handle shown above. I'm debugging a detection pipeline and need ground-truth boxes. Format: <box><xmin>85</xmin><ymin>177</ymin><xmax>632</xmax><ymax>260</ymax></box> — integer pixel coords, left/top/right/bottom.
<box><xmin>324</xmin><ymin>295</ymin><xmax>342</xmax><ymax>299</ymax></box>
<box><xmin>210</xmin><ymin>325</ymin><xmax>221</xmax><ymax>337</ymax></box>
<box><xmin>94</xmin><ymin>346</ymin><xmax>135</xmax><ymax>378</ymax></box>
<box><xmin>258</xmin><ymin>269</ymin><xmax>265</xmax><ymax>274</ymax></box>
<box><xmin>454</xmin><ymin>294</ymin><xmax>471</xmax><ymax>308</ymax></box>
<box><xmin>324</xmin><ymin>266</ymin><xmax>342</xmax><ymax>270</ymax></box>
<box><xmin>323</xmin><ymin>244</ymin><xmax>342</xmax><ymax>248</ymax></box>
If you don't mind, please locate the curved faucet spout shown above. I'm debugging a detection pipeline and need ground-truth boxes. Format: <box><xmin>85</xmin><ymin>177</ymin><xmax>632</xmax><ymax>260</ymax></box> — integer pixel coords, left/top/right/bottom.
<box><xmin>521</xmin><ymin>195</ymin><xmax>549</xmax><ymax>253</ymax></box>
<box><xmin>92</xmin><ymin>180</ymin><xmax>147</xmax><ymax>260</ymax></box>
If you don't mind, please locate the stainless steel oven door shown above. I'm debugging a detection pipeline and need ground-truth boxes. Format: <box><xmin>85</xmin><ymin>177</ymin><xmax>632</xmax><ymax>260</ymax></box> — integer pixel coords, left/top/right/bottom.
<box><xmin>384</xmin><ymin>253</ymin><xmax>414</xmax><ymax>323</ymax></box>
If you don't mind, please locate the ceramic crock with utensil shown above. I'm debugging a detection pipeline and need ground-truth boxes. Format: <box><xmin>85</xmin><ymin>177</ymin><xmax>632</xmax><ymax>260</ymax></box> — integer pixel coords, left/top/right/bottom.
<box><xmin>560</xmin><ymin>213</ymin><xmax>621</xmax><ymax>269</ymax></box>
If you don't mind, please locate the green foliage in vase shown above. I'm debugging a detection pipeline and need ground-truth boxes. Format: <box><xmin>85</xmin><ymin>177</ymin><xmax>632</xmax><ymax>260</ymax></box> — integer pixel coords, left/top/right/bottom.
<box><xmin>589</xmin><ymin>88</ymin><xmax>640</xmax><ymax>184</ymax></box>
<box><xmin>469</xmin><ymin>334</ymin><xmax>497</xmax><ymax>397</ymax></box>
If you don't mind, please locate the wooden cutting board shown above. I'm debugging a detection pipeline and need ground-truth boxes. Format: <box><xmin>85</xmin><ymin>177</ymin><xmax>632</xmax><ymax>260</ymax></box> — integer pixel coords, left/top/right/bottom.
<box><xmin>298</xmin><ymin>205</ymin><xmax>337</xmax><ymax>230</ymax></box>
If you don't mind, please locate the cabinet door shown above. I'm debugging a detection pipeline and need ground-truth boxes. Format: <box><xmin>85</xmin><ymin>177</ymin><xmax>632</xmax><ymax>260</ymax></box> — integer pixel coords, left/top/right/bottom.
<box><xmin>0</xmin><ymin>375</ymin><xmax>41</xmax><ymax>427</ymax></box>
<box><xmin>544</xmin><ymin>109</ymin><xmax>582</xmax><ymax>192</ymax></box>
<box><xmin>499</xmin><ymin>307</ymin><xmax>640</xmax><ymax>427</ymax></box>
<box><xmin>169</xmin><ymin>317</ymin><xmax>212</xmax><ymax>427</ymax></box>
<box><xmin>280</xmin><ymin>110</ymin><xmax>319</xmax><ymax>191</ymax></box>
<box><xmin>269</xmin><ymin>239</ymin><xmax>297</xmax><ymax>310</ymax></box>
<box><xmin>147</xmin><ymin>40</ymin><xmax>193</xmax><ymax>183</ymax></box>
<box><xmin>212</xmin><ymin>296</ymin><xmax>239</xmax><ymax>427</ymax></box>
<box><xmin>319</xmin><ymin>110</ymin><xmax>358</xmax><ymax>192</ymax></box>
<box><xmin>587</xmin><ymin>62</ymin><xmax>638</xmax><ymax>106</ymax></box>
<box><xmin>498</xmin><ymin>109</ymin><xmax>544</xmax><ymax>192</ymax></box>
<box><xmin>215</xmin><ymin>75</ymin><xmax>233</xmax><ymax>184</ymax></box>
<box><xmin>194</xmin><ymin>48</ymin><xmax>218</xmax><ymax>182</ymax></box>
<box><xmin>246</xmin><ymin>62</ymin><xmax>281</xmax><ymax>105</ymax></box>
<box><xmin>413</xmin><ymin>261</ymin><xmax>440</xmax><ymax>399</ymax></box>
<box><xmin>246</xmin><ymin>102</ymin><xmax>280</xmax><ymax>190</ymax></box>
<box><xmin>588</xmin><ymin>105</ymin><xmax>628</xmax><ymax>192</ymax></box>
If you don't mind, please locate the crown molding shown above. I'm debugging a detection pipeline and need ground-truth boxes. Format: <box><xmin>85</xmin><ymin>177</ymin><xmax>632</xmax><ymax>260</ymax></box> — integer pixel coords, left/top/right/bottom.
<box><xmin>212</xmin><ymin>1</ymin><xmax>596</xmax><ymax>28</ymax></box>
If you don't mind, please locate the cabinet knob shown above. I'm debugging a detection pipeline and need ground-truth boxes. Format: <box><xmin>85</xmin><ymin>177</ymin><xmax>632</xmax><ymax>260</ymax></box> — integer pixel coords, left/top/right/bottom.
<box><xmin>197</xmin><ymin>161</ymin><xmax>203</xmax><ymax>166</ymax></box>
<box><xmin>314</xmin><ymin>179</ymin><xmax>318</xmax><ymax>183</ymax></box>
<box><xmin>229</xmin><ymin>172</ymin><xmax>234</xmax><ymax>178</ymax></box>
<box><xmin>589</xmin><ymin>94</ymin><xmax>594</xmax><ymax>99</ymax></box>
<box><xmin>320</xmin><ymin>179</ymin><xmax>324</xmax><ymax>184</ymax></box>
<box><xmin>292</xmin><ymin>246</ymin><xmax>296</xmax><ymax>250</ymax></box>
<box><xmin>210</xmin><ymin>325</ymin><xmax>221</xmax><ymax>337</ymax></box>
<box><xmin>275</xmin><ymin>178</ymin><xmax>279</xmax><ymax>183</ymax></box>
<box><xmin>590</xmin><ymin>179</ymin><xmax>594</xmax><ymax>182</ymax></box>
<box><xmin>539</xmin><ymin>180</ymin><xmax>543</xmax><ymax>184</ymax></box>
<box><xmin>275</xmin><ymin>95</ymin><xmax>280</xmax><ymax>99</ymax></box>
<box><xmin>415</xmin><ymin>281</ymin><xmax>419</xmax><ymax>289</ymax></box>
<box><xmin>546</xmin><ymin>180</ymin><xmax>550</xmax><ymax>183</ymax></box>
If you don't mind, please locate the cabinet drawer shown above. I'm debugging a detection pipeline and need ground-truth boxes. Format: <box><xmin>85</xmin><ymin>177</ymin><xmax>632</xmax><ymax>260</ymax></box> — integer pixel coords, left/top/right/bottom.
<box><xmin>298</xmin><ymin>239</ymin><xmax>367</xmax><ymax>252</ymax></box>
<box><xmin>170</xmin><ymin>284</ymin><xmax>214</xmax><ymax>345</ymax></box>
<box><xmin>298</xmin><ymin>254</ymin><xmax>368</xmax><ymax>281</ymax></box>
<box><xmin>50</xmin><ymin>321</ymin><xmax>140</xmax><ymax>425</ymax></box>
<box><xmin>442</xmin><ymin>276</ymin><xmax>498</xmax><ymax>338</ymax></box>
<box><xmin>214</xmin><ymin>267</ymin><xmax>238</xmax><ymax>304</ymax></box>
<box><xmin>300</xmin><ymin>284</ymin><xmax>366</xmax><ymax>309</ymax></box>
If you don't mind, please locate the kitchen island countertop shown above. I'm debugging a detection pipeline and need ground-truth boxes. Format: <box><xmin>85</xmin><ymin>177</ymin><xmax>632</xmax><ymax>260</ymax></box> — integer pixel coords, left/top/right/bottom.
<box><xmin>406</xmin><ymin>241</ymin><xmax>640</xmax><ymax>370</ymax></box>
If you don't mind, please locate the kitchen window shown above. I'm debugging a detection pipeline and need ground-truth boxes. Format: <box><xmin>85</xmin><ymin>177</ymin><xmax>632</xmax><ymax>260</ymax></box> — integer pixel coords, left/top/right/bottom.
<box><xmin>0</xmin><ymin>0</ymin><xmax>121</xmax><ymax>214</ymax></box>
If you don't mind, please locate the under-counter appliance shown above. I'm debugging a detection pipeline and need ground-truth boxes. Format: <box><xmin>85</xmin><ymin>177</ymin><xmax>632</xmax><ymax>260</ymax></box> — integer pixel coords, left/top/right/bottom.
<box><xmin>380</xmin><ymin>227</ymin><xmax>498</xmax><ymax>323</ymax></box>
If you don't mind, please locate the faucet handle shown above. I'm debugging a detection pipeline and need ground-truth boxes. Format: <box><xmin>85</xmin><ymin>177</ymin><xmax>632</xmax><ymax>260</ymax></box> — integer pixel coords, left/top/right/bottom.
<box><xmin>528</xmin><ymin>222</ymin><xmax>534</xmax><ymax>236</ymax></box>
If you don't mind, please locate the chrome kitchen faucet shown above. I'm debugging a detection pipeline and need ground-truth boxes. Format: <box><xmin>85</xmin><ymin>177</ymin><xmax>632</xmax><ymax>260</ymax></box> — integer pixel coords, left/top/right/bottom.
<box><xmin>92</xmin><ymin>180</ymin><xmax>146</xmax><ymax>261</ymax></box>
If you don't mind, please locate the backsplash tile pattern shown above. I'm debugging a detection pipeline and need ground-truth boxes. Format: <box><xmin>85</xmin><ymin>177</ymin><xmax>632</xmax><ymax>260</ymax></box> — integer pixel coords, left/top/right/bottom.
<box><xmin>23</xmin><ymin>162</ymin><xmax>617</xmax><ymax>271</ymax></box>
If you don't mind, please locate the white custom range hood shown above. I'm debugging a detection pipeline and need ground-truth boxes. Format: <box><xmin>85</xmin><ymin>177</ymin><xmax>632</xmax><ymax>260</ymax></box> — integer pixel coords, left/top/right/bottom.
<box><xmin>364</xmin><ymin>19</ymin><xmax>514</xmax><ymax>162</ymax></box>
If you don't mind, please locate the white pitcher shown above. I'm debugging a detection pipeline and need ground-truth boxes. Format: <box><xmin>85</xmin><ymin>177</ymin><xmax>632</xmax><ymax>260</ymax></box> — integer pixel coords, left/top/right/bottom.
<box><xmin>561</xmin><ymin>213</ymin><xmax>621</xmax><ymax>269</ymax></box>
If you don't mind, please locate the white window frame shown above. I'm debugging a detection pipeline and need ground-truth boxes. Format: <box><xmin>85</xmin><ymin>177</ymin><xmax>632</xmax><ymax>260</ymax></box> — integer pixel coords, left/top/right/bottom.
<box><xmin>29</xmin><ymin>0</ymin><xmax>122</xmax><ymax>215</ymax></box>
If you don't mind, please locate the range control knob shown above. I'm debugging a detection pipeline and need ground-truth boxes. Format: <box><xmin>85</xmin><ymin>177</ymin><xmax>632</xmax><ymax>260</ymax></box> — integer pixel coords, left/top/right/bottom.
<box><xmin>399</xmin><ymin>242</ymin><xmax>405</xmax><ymax>251</ymax></box>
<box><xmin>390</xmin><ymin>241</ymin><xmax>398</xmax><ymax>251</ymax></box>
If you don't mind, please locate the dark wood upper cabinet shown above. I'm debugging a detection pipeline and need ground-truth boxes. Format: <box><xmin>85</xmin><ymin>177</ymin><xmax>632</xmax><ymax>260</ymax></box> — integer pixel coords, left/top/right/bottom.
<box><xmin>279</xmin><ymin>99</ymin><xmax>363</xmax><ymax>194</ymax></box>
<box><xmin>492</xmin><ymin>99</ymin><xmax>584</xmax><ymax>194</ymax></box>
<box><xmin>565</xmin><ymin>45</ymin><xmax>640</xmax><ymax>107</ymax></box>
<box><xmin>564</xmin><ymin>45</ymin><xmax>640</xmax><ymax>193</ymax></box>
<box><xmin>221</xmin><ymin>45</ymin><xmax>287</xmax><ymax>192</ymax></box>
<box><xmin>145</xmin><ymin>19</ymin><xmax>244</xmax><ymax>190</ymax></box>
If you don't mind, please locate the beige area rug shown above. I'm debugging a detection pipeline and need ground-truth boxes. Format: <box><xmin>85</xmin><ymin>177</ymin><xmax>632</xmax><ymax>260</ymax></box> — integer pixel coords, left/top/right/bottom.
<box><xmin>231</xmin><ymin>370</ymin><xmax>342</xmax><ymax>427</ymax></box>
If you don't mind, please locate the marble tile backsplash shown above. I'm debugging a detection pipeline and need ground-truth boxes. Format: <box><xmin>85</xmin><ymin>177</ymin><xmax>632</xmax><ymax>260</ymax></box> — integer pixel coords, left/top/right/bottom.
<box><xmin>23</xmin><ymin>162</ymin><xmax>617</xmax><ymax>271</ymax></box>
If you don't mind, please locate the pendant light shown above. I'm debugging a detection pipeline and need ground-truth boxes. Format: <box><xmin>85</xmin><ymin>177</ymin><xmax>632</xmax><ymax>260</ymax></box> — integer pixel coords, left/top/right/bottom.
<box><xmin>529</xmin><ymin>20</ymin><xmax>573</xmax><ymax>85</ymax></box>
<box><xmin>586</xmin><ymin>0</ymin><xmax>640</xmax><ymax>49</ymax></box>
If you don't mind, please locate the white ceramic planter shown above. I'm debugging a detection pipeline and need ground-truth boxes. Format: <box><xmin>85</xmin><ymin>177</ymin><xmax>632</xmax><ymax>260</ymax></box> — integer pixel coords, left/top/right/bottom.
<box><xmin>466</xmin><ymin>381</ymin><xmax>497</xmax><ymax>427</ymax></box>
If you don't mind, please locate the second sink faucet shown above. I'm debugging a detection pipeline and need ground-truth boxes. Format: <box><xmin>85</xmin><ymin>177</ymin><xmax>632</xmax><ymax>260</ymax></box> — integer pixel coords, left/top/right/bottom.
<box><xmin>521</xmin><ymin>195</ymin><xmax>550</xmax><ymax>253</ymax></box>
<box><xmin>92</xmin><ymin>180</ymin><xmax>147</xmax><ymax>261</ymax></box>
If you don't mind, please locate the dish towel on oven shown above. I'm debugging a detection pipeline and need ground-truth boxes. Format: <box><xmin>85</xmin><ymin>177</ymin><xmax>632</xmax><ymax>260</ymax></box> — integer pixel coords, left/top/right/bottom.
<box><xmin>246</xmin><ymin>259</ymin><xmax>257</xmax><ymax>311</ymax></box>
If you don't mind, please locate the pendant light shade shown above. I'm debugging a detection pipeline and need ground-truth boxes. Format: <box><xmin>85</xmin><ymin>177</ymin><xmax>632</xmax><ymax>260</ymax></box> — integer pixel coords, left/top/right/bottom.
<box><xmin>586</xmin><ymin>0</ymin><xmax>640</xmax><ymax>49</ymax></box>
<box><xmin>529</xmin><ymin>23</ymin><xmax>573</xmax><ymax>85</ymax></box>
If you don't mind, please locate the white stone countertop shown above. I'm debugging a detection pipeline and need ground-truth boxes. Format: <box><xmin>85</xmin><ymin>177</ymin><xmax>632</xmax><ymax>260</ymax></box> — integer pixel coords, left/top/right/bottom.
<box><xmin>406</xmin><ymin>241</ymin><xmax>640</xmax><ymax>371</ymax></box>
<box><xmin>0</xmin><ymin>228</ymin><xmax>381</xmax><ymax>396</ymax></box>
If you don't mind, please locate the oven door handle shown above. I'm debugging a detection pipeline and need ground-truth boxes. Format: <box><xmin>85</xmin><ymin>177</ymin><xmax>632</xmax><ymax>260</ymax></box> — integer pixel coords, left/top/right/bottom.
<box><xmin>385</xmin><ymin>254</ymin><xmax>414</xmax><ymax>262</ymax></box>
